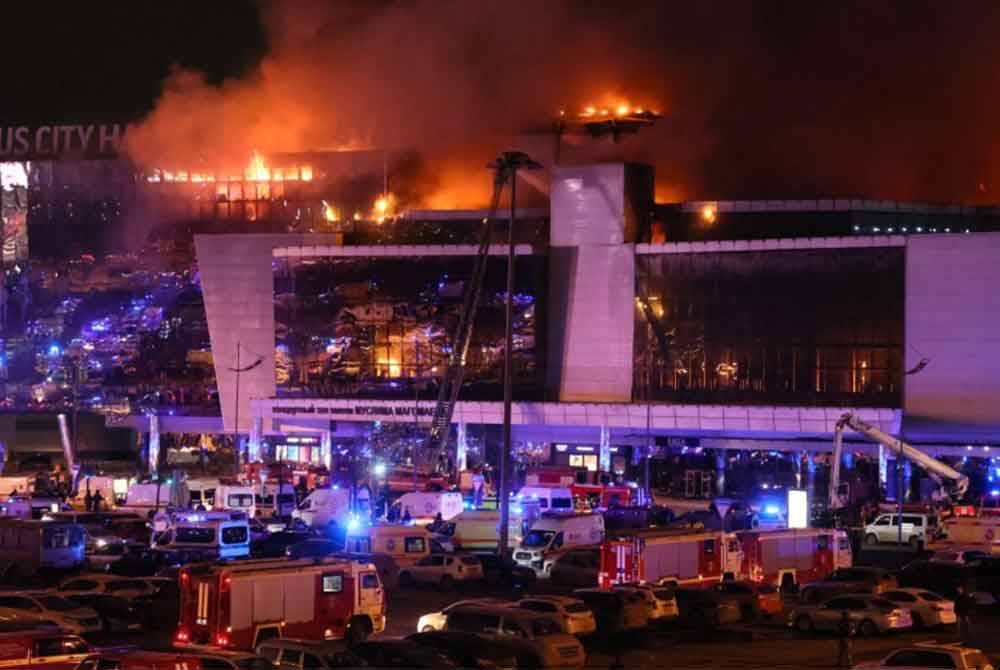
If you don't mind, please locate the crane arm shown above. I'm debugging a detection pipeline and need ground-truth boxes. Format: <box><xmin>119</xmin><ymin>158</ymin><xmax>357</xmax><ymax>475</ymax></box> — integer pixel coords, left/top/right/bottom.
<box><xmin>828</xmin><ymin>412</ymin><xmax>969</xmax><ymax>510</ymax></box>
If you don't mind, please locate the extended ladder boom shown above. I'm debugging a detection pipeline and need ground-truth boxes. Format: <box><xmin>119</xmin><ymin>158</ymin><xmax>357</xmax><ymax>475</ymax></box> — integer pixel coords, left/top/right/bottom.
<box><xmin>426</xmin><ymin>169</ymin><xmax>509</xmax><ymax>460</ymax></box>
<box><xmin>829</xmin><ymin>412</ymin><xmax>969</xmax><ymax>509</ymax></box>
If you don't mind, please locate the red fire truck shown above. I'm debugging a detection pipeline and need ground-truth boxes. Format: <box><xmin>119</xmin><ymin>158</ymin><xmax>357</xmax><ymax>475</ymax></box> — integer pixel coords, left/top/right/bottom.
<box><xmin>737</xmin><ymin>528</ymin><xmax>852</xmax><ymax>589</ymax></box>
<box><xmin>599</xmin><ymin>528</ymin><xmax>743</xmax><ymax>589</ymax></box>
<box><xmin>526</xmin><ymin>467</ymin><xmax>632</xmax><ymax>509</ymax></box>
<box><xmin>176</xmin><ymin>556</ymin><xmax>386</xmax><ymax>652</ymax></box>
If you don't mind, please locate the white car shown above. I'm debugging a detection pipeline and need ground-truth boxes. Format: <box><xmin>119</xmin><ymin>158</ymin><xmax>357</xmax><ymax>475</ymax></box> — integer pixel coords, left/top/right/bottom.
<box><xmin>855</xmin><ymin>643</ymin><xmax>993</xmax><ymax>670</ymax></box>
<box><xmin>444</xmin><ymin>605</ymin><xmax>585</xmax><ymax>669</ymax></box>
<box><xmin>516</xmin><ymin>595</ymin><xmax>597</xmax><ymax>636</ymax></box>
<box><xmin>57</xmin><ymin>574</ymin><xmax>165</xmax><ymax>600</ymax></box>
<box><xmin>399</xmin><ymin>553</ymin><xmax>484</xmax><ymax>587</ymax></box>
<box><xmin>614</xmin><ymin>584</ymin><xmax>680</xmax><ymax>622</ymax></box>
<box><xmin>416</xmin><ymin>598</ymin><xmax>512</xmax><ymax>632</ymax></box>
<box><xmin>881</xmin><ymin>589</ymin><xmax>957</xmax><ymax>628</ymax></box>
<box><xmin>0</xmin><ymin>592</ymin><xmax>102</xmax><ymax>634</ymax></box>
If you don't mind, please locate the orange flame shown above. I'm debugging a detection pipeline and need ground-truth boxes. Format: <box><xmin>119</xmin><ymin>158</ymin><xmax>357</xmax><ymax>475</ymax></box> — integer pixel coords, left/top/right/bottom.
<box><xmin>246</xmin><ymin>151</ymin><xmax>270</xmax><ymax>181</ymax></box>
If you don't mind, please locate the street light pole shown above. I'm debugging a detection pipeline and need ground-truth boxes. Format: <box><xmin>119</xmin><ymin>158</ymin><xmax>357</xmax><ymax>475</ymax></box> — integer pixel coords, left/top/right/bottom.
<box><xmin>496</xmin><ymin>152</ymin><xmax>541</xmax><ymax>556</ymax></box>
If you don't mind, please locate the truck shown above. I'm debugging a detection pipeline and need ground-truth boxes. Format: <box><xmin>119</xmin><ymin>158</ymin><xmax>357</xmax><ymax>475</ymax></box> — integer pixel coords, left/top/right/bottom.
<box><xmin>513</xmin><ymin>512</ymin><xmax>605</xmax><ymax>576</ymax></box>
<box><xmin>392</xmin><ymin>492</ymin><xmax>463</xmax><ymax>524</ymax></box>
<box><xmin>737</xmin><ymin>528</ymin><xmax>852</xmax><ymax>589</ymax></box>
<box><xmin>599</xmin><ymin>528</ymin><xmax>742</xmax><ymax>589</ymax></box>
<box><xmin>175</xmin><ymin>556</ymin><xmax>386</xmax><ymax>651</ymax></box>
<box><xmin>291</xmin><ymin>486</ymin><xmax>351</xmax><ymax>528</ymax></box>
<box><xmin>0</xmin><ymin>519</ymin><xmax>86</xmax><ymax>578</ymax></box>
<box><xmin>829</xmin><ymin>413</ymin><xmax>969</xmax><ymax>512</ymax></box>
<box><xmin>120</xmin><ymin>481</ymin><xmax>189</xmax><ymax>516</ymax></box>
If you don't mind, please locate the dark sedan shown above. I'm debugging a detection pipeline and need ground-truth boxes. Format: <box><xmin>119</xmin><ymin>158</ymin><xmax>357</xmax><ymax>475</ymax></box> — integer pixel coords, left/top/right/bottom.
<box><xmin>251</xmin><ymin>530</ymin><xmax>313</xmax><ymax>558</ymax></box>
<box><xmin>66</xmin><ymin>593</ymin><xmax>143</xmax><ymax>632</ymax></box>
<box><xmin>407</xmin><ymin>631</ymin><xmax>518</xmax><ymax>670</ymax></box>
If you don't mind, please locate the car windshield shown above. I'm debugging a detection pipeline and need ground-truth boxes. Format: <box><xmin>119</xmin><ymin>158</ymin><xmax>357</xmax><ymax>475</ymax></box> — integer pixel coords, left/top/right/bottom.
<box><xmin>235</xmin><ymin>659</ymin><xmax>278</xmax><ymax>670</ymax></box>
<box><xmin>522</xmin><ymin>530</ymin><xmax>555</xmax><ymax>548</ymax></box>
<box><xmin>551</xmin><ymin>498</ymin><xmax>573</xmax><ymax>510</ymax></box>
<box><xmin>175</xmin><ymin>527</ymin><xmax>215</xmax><ymax>543</ymax></box>
<box><xmin>460</xmin><ymin>556</ymin><xmax>480</xmax><ymax>565</ymax></box>
<box><xmin>653</xmin><ymin>590</ymin><xmax>675</xmax><ymax>601</ymax></box>
<box><xmin>884</xmin><ymin>591</ymin><xmax>916</xmax><ymax>602</ymax></box>
<box><xmin>919</xmin><ymin>592</ymin><xmax>944</xmax><ymax>602</ymax></box>
<box><xmin>37</xmin><ymin>596</ymin><xmax>79</xmax><ymax>612</ymax></box>
<box><xmin>565</xmin><ymin>603</ymin><xmax>590</xmax><ymax>613</ymax></box>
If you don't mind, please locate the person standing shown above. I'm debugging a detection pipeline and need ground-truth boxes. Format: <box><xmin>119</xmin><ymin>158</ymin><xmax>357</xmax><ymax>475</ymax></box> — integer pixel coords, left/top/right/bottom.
<box><xmin>92</xmin><ymin>490</ymin><xmax>104</xmax><ymax>513</ymax></box>
<box><xmin>956</xmin><ymin>587</ymin><xmax>975</xmax><ymax>644</ymax></box>
<box><xmin>837</xmin><ymin>610</ymin><xmax>854</xmax><ymax>669</ymax></box>
<box><xmin>83</xmin><ymin>489</ymin><xmax>93</xmax><ymax>513</ymax></box>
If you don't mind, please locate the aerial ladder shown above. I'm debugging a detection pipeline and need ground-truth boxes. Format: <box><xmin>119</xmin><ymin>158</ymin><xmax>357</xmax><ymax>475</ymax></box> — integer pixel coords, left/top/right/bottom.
<box><xmin>425</xmin><ymin>154</ymin><xmax>528</xmax><ymax>468</ymax></box>
<box><xmin>828</xmin><ymin>412</ymin><xmax>969</xmax><ymax>511</ymax></box>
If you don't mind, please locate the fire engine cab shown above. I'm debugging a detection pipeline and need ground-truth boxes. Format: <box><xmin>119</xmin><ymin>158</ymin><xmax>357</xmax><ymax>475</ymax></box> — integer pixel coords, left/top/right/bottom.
<box><xmin>176</xmin><ymin>556</ymin><xmax>386</xmax><ymax>652</ymax></box>
<box><xmin>737</xmin><ymin>528</ymin><xmax>852</xmax><ymax>588</ymax></box>
<box><xmin>600</xmin><ymin>528</ymin><xmax>742</xmax><ymax>589</ymax></box>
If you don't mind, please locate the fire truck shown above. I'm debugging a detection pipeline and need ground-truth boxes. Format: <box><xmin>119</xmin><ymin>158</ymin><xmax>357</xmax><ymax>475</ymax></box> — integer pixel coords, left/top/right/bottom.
<box><xmin>525</xmin><ymin>467</ymin><xmax>632</xmax><ymax>509</ymax></box>
<box><xmin>737</xmin><ymin>528</ymin><xmax>852</xmax><ymax>588</ymax></box>
<box><xmin>176</xmin><ymin>556</ymin><xmax>386</xmax><ymax>652</ymax></box>
<box><xmin>599</xmin><ymin>527</ymin><xmax>742</xmax><ymax>589</ymax></box>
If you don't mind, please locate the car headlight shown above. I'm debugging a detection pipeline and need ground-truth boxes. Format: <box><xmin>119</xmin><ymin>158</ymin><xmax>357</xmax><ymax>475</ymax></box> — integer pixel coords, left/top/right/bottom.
<box><xmin>96</xmin><ymin>538</ymin><xmax>108</xmax><ymax>548</ymax></box>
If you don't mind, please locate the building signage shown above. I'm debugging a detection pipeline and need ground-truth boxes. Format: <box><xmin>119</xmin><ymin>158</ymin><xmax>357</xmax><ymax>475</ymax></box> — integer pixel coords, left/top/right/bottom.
<box><xmin>0</xmin><ymin>123</ymin><xmax>128</xmax><ymax>160</ymax></box>
<box><xmin>274</xmin><ymin>403</ymin><xmax>435</xmax><ymax>420</ymax></box>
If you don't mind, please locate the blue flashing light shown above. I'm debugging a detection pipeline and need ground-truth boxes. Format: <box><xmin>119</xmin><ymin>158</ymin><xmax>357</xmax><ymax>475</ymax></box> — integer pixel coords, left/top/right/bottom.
<box><xmin>373</xmin><ymin>462</ymin><xmax>387</xmax><ymax>478</ymax></box>
<box><xmin>763</xmin><ymin>504</ymin><xmax>780</xmax><ymax>516</ymax></box>
<box><xmin>47</xmin><ymin>344</ymin><xmax>61</xmax><ymax>357</ymax></box>
<box><xmin>462</xmin><ymin>501</ymin><xmax>473</xmax><ymax>511</ymax></box>
<box><xmin>346</xmin><ymin>515</ymin><xmax>361</xmax><ymax>532</ymax></box>
<box><xmin>992</xmin><ymin>490</ymin><xmax>1000</xmax><ymax>497</ymax></box>
<box><xmin>511</xmin><ymin>505</ymin><xmax>523</xmax><ymax>515</ymax></box>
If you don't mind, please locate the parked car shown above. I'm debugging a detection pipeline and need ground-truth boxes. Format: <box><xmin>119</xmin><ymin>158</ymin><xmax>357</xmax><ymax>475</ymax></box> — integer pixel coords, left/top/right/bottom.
<box><xmin>285</xmin><ymin>538</ymin><xmax>340</xmax><ymax>559</ymax></box>
<box><xmin>66</xmin><ymin>593</ymin><xmax>143</xmax><ymax>632</ymax></box>
<box><xmin>407</xmin><ymin>631</ymin><xmax>519</xmax><ymax>670</ymax></box>
<box><xmin>477</xmin><ymin>553</ymin><xmax>537</xmax><ymax>588</ymax></box>
<box><xmin>443</xmin><ymin>605</ymin><xmax>585</xmax><ymax>669</ymax></box>
<box><xmin>897</xmin><ymin>560</ymin><xmax>970</xmax><ymax>599</ymax></box>
<box><xmin>855</xmin><ymin>642</ymin><xmax>993</xmax><ymax>670</ymax></box>
<box><xmin>929</xmin><ymin>549</ymin><xmax>989</xmax><ymax>565</ymax></box>
<box><xmin>251</xmin><ymin>530</ymin><xmax>313</xmax><ymax>558</ymax></box>
<box><xmin>0</xmin><ymin>592</ymin><xmax>101</xmax><ymax>634</ymax></box>
<box><xmin>880</xmin><ymin>588</ymin><xmax>957</xmax><ymax>629</ymax></box>
<box><xmin>189</xmin><ymin>650</ymin><xmax>280</xmax><ymax>669</ymax></box>
<box><xmin>613</xmin><ymin>584</ymin><xmax>679</xmax><ymax>623</ymax></box>
<box><xmin>131</xmin><ymin>579</ymin><xmax>180</xmax><ymax>631</ymax></box>
<box><xmin>798</xmin><ymin>581</ymin><xmax>864</xmax><ymax>606</ymax></box>
<box><xmin>350</xmin><ymin>640</ymin><xmax>461</xmax><ymax>669</ymax></box>
<box><xmin>58</xmin><ymin>574</ymin><xmax>163</xmax><ymax>600</ymax></box>
<box><xmin>256</xmin><ymin>638</ymin><xmax>365</xmax><ymax>669</ymax></box>
<box><xmin>416</xmin><ymin>598</ymin><xmax>513</xmax><ymax>632</ymax></box>
<box><xmin>516</xmin><ymin>595</ymin><xmax>597</xmax><ymax>635</ymax></box>
<box><xmin>548</xmin><ymin>550</ymin><xmax>599</xmax><ymax>588</ymax></box>
<box><xmin>398</xmin><ymin>553</ymin><xmax>483</xmax><ymax>587</ymax></box>
<box><xmin>673</xmin><ymin>588</ymin><xmax>742</xmax><ymax>627</ymax></box>
<box><xmin>712</xmin><ymin>581</ymin><xmax>782</xmax><ymax>620</ymax></box>
<box><xmin>573</xmin><ymin>588</ymin><xmax>649</xmax><ymax>634</ymax></box>
<box><xmin>789</xmin><ymin>594</ymin><xmax>912</xmax><ymax>636</ymax></box>
<box><xmin>825</xmin><ymin>567</ymin><xmax>898</xmax><ymax>594</ymax></box>
<box><xmin>84</xmin><ymin>533</ymin><xmax>130</xmax><ymax>571</ymax></box>
<box><xmin>109</xmin><ymin>546</ymin><xmax>210</xmax><ymax>576</ymax></box>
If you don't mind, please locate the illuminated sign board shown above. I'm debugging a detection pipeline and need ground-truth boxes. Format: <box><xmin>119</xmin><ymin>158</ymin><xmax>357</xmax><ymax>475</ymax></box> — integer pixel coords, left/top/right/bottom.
<box><xmin>787</xmin><ymin>489</ymin><xmax>808</xmax><ymax>529</ymax></box>
<box><xmin>0</xmin><ymin>123</ymin><xmax>128</xmax><ymax>160</ymax></box>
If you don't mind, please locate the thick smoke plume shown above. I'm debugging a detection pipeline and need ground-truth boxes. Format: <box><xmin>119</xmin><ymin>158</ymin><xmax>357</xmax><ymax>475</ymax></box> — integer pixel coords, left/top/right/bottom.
<box><xmin>127</xmin><ymin>0</ymin><xmax>1000</xmax><ymax>206</ymax></box>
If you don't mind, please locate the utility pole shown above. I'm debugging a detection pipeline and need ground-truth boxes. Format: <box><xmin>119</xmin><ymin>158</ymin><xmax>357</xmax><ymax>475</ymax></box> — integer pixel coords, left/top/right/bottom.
<box><xmin>496</xmin><ymin>152</ymin><xmax>541</xmax><ymax>555</ymax></box>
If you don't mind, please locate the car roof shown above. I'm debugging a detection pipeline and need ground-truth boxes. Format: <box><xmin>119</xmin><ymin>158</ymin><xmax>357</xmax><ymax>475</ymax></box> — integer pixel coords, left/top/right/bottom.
<box><xmin>258</xmin><ymin>637</ymin><xmax>347</xmax><ymax>652</ymax></box>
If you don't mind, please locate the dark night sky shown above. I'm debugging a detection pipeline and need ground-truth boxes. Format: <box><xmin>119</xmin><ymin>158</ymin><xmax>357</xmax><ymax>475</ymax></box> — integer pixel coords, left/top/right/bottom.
<box><xmin>6</xmin><ymin>1</ymin><xmax>1000</xmax><ymax>204</ymax></box>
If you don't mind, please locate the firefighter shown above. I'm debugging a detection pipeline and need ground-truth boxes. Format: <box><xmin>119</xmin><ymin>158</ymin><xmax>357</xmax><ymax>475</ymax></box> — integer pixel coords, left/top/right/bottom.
<box><xmin>956</xmin><ymin>586</ymin><xmax>976</xmax><ymax>644</ymax></box>
<box><xmin>837</xmin><ymin>610</ymin><xmax>854</xmax><ymax>669</ymax></box>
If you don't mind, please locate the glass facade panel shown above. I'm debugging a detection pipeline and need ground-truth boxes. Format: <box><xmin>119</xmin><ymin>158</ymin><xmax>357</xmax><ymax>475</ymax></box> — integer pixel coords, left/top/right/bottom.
<box><xmin>274</xmin><ymin>256</ymin><xmax>546</xmax><ymax>400</ymax></box>
<box><xmin>634</xmin><ymin>249</ymin><xmax>903</xmax><ymax>405</ymax></box>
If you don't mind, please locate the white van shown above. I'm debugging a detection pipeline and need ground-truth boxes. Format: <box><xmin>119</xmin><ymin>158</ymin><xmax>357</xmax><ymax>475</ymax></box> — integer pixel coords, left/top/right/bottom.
<box><xmin>70</xmin><ymin>476</ymin><xmax>118</xmax><ymax>509</ymax></box>
<box><xmin>292</xmin><ymin>487</ymin><xmax>352</xmax><ymax>528</ymax></box>
<box><xmin>156</xmin><ymin>510</ymin><xmax>250</xmax><ymax>559</ymax></box>
<box><xmin>257</xmin><ymin>481</ymin><xmax>297</xmax><ymax>516</ymax></box>
<box><xmin>0</xmin><ymin>519</ymin><xmax>86</xmax><ymax>576</ymax></box>
<box><xmin>864</xmin><ymin>513</ymin><xmax>937</xmax><ymax>548</ymax></box>
<box><xmin>394</xmin><ymin>492</ymin><xmax>464</xmax><ymax>524</ymax></box>
<box><xmin>186</xmin><ymin>477</ymin><xmax>221</xmax><ymax>509</ymax></box>
<box><xmin>514</xmin><ymin>513</ymin><xmax>605</xmax><ymax>576</ymax></box>
<box><xmin>345</xmin><ymin>522</ymin><xmax>442</xmax><ymax>567</ymax></box>
<box><xmin>517</xmin><ymin>486</ymin><xmax>574</xmax><ymax>513</ymax></box>
<box><xmin>120</xmin><ymin>481</ymin><xmax>189</xmax><ymax>516</ymax></box>
<box><xmin>449</xmin><ymin>509</ymin><xmax>526</xmax><ymax>550</ymax></box>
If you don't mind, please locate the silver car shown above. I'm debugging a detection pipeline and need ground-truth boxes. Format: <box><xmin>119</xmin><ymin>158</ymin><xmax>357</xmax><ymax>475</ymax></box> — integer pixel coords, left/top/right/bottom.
<box><xmin>789</xmin><ymin>594</ymin><xmax>912</xmax><ymax>636</ymax></box>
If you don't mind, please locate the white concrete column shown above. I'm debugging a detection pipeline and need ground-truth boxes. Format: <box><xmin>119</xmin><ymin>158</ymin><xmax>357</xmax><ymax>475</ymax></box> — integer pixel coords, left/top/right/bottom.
<box><xmin>148</xmin><ymin>414</ymin><xmax>160</xmax><ymax>476</ymax></box>
<box><xmin>248</xmin><ymin>416</ymin><xmax>263</xmax><ymax>464</ymax></box>
<box><xmin>878</xmin><ymin>444</ymin><xmax>888</xmax><ymax>490</ymax></box>
<box><xmin>321</xmin><ymin>430</ymin><xmax>332</xmax><ymax>470</ymax></box>
<box><xmin>456</xmin><ymin>423</ymin><xmax>468</xmax><ymax>472</ymax></box>
<box><xmin>599</xmin><ymin>425</ymin><xmax>611</xmax><ymax>473</ymax></box>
